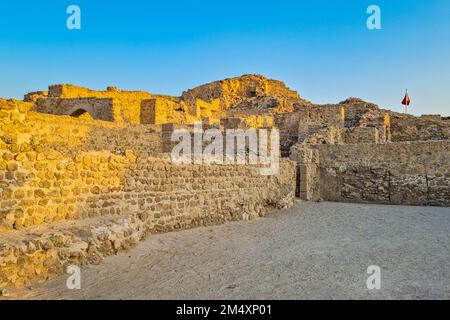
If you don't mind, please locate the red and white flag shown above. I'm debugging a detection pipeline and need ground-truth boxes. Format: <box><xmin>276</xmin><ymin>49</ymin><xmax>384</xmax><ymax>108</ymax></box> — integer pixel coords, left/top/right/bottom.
<box><xmin>402</xmin><ymin>90</ymin><xmax>411</xmax><ymax>106</ymax></box>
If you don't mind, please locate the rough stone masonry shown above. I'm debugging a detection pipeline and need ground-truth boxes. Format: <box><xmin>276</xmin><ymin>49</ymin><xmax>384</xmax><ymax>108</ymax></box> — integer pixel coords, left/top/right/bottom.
<box><xmin>0</xmin><ymin>74</ymin><xmax>449</xmax><ymax>291</ymax></box>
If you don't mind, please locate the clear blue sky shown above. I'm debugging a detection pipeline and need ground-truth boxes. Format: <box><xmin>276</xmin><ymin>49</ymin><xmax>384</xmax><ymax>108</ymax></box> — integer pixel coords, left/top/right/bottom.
<box><xmin>1</xmin><ymin>0</ymin><xmax>449</xmax><ymax>115</ymax></box>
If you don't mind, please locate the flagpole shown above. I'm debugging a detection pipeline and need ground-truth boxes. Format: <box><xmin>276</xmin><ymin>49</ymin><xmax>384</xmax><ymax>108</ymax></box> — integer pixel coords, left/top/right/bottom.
<box><xmin>404</xmin><ymin>89</ymin><xmax>408</xmax><ymax>114</ymax></box>
<box><xmin>405</xmin><ymin>89</ymin><xmax>408</xmax><ymax>114</ymax></box>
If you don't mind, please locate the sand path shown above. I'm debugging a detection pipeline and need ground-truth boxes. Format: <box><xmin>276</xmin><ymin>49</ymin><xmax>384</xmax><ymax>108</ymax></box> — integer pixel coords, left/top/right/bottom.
<box><xmin>7</xmin><ymin>201</ymin><xmax>450</xmax><ymax>300</ymax></box>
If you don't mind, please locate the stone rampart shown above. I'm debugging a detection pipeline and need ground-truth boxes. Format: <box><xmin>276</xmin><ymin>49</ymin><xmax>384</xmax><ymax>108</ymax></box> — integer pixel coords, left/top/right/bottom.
<box><xmin>0</xmin><ymin>99</ymin><xmax>296</xmax><ymax>288</ymax></box>
<box><xmin>290</xmin><ymin>141</ymin><xmax>449</xmax><ymax>206</ymax></box>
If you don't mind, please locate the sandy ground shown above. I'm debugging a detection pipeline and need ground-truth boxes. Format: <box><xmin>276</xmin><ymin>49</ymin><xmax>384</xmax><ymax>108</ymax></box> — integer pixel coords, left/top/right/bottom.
<box><xmin>6</xmin><ymin>201</ymin><xmax>450</xmax><ymax>300</ymax></box>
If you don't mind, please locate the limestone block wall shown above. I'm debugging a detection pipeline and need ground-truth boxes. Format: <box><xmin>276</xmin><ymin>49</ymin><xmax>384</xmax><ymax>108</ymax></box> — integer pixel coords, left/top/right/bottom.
<box><xmin>340</xmin><ymin>101</ymin><xmax>382</xmax><ymax>127</ymax></box>
<box><xmin>342</xmin><ymin>127</ymin><xmax>380</xmax><ymax>144</ymax></box>
<box><xmin>140</xmin><ymin>97</ymin><xmax>196</xmax><ymax>125</ymax></box>
<box><xmin>290</xmin><ymin>141</ymin><xmax>449</xmax><ymax>206</ymax></box>
<box><xmin>297</xmin><ymin>105</ymin><xmax>344</xmax><ymax>144</ymax></box>
<box><xmin>298</xmin><ymin>105</ymin><xmax>343</xmax><ymax>126</ymax></box>
<box><xmin>274</xmin><ymin>113</ymin><xmax>301</xmax><ymax>157</ymax></box>
<box><xmin>222</xmin><ymin>114</ymin><xmax>274</xmax><ymax>129</ymax></box>
<box><xmin>0</xmin><ymin>100</ymin><xmax>167</xmax><ymax>232</ymax></box>
<box><xmin>390</xmin><ymin>115</ymin><xmax>450</xmax><ymax>142</ymax></box>
<box><xmin>0</xmin><ymin>99</ymin><xmax>296</xmax><ymax>287</ymax></box>
<box><xmin>25</xmin><ymin>78</ymin><xmax>307</xmax><ymax>128</ymax></box>
<box><xmin>1</xmin><ymin>149</ymin><xmax>295</xmax><ymax>233</ymax></box>
<box><xmin>35</xmin><ymin>97</ymin><xmax>115</xmax><ymax>121</ymax></box>
<box><xmin>195</xmin><ymin>98</ymin><xmax>221</xmax><ymax>121</ymax></box>
<box><xmin>46</xmin><ymin>84</ymin><xmax>152</xmax><ymax>124</ymax></box>
<box><xmin>0</xmin><ymin>157</ymin><xmax>295</xmax><ymax>288</ymax></box>
<box><xmin>140</xmin><ymin>96</ymin><xmax>224</xmax><ymax>126</ymax></box>
<box><xmin>14</xmin><ymin>110</ymin><xmax>163</xmax><ymax>156</ymax></box>
<box><xmin>357</xmin><ymin>113</ymin><xmax>449</xmax><ymax>143</ymax></box>
<box><xmin>23</xmin><ymin>91</ymin><xmax>49</xmax><ymax>102</ymax></box>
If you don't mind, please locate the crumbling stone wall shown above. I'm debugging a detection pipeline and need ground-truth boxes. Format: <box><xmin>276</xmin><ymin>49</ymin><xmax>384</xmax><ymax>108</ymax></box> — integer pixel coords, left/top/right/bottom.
<box><xmin>342</xmin><ymin>127</ymin><xmax>380</xmax><ymax>144</ymax></box>
<box><xmin>23</xmin><ymin>75</ymin><xmax>313</xmax><ymax>129</ymax></box>
<box><xmin>275</xmin><ymin>105</ymin><xmax>387</xmax><ymax>155</ymax></box>
<box><xmin>296</xmin><ymin>105</ymin><xmax>344</xmax><ymax>144</ymax></box>
<box><xmin>289</xmin><ymin>99</ymin><xmax>448</xmax><ymax>206</ymax></box>
<box><xmin>0</xmin><ymin>99</ymin><xmax>296</xmax><ymax>288</ymax></box>
<box><xmin>140</xmin><ymin>96</ymin><xmax>211</xmax><ymax>125</ymax></box>
<box><xmin>290</xmin><ymin>141</ymin><xmax>449</xmax><ymax>206</ymax></box>
<box><xmin>23</xmin><ymin>91</ymin><xmax>48</xmax><ymax>102</ymax></box>
<box><xmin>390</xmin><ymin>115</ymin><xmax>450</xmax><ymax>142</ymax></box>
<box><xmin>1</xmin><ymin>101</ymin><xmax>166</xmax><ymax>232</ymax></box>
<box><xmin>274</xmin><ymin>113</ymin><xmax>300</xmax><ymax>157</ymax></box>
<box><xmin>35</xmin><ymin>97</ymin><xmax>115</xmax><ymax>121</ymax></box>
<box><xmin>31</xmin><ymin>85</ymin><xmax>234</xmax><ymax>127</ymax></box>
<box><xmin>219</xmin><ymin>114</ymin><xmax>274</xmax><ymax>130</ymax></box>
<box><xmin>181</xmin><ymin>74</ymin><xmax>308</xmax><ymax>111</ymax></box>
<box><xmin>43</xmin><ymin>84</ymin><xmax>152</xmax><ymax>124</ymax></box>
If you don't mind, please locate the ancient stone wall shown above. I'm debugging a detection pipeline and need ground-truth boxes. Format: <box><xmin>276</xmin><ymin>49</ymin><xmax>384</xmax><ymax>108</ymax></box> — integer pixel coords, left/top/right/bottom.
<box><xmin>296</xmin><ymin>105</ymin><xmax>344</xmax><ymax>144</ymax></box>
<box><xmin>44</xmin><ymin>84</ymin><xmax>152</xmax><ymax>125</ymax></box>
<box><xmin>141</xmin><ymin>97</ymin><xmax>184</xmax><ymax>125</ymax></box>
<box><xmin>11</xmin><ymin>108</ymin><xmax>163</xmax><ymax>157</ymax></box>
<box><xmin>23</xmin><ymin>91</ymin><xmax>48</xmax><ymax>102</ymax></box>
<box><xmin>274</xmin><ymin>105</ymin><xmax>381</xmax><ymax>156</ymax></box>
<box><xmin>274</xmin><ymin>113</ymin><xmax>300</xmax><ymax>157</ymax></box>
<box><xmin>140</xmin><ymin>96</ymin><xmax>210</xmax><ymax>125</ymax></box>
<box><xmin>290</xmin><ymin>141</ymin><xmax>449</xmax><ymax>206</ymax></box>
<box><xmin>181</xmin><ymin>74</ymin><xmax>305</xmax><ymax>110</ymax></box>
<box><xmin>0</xmin><ymin>99</ymin><xmax>296</xmax><ymax>288</ymax></box>
<box><xmin>24</xmin><ymin>76</ymin><xmax>309</xmax><ymax>129</ymax></box>
<box><xmin>0</xmin><ymin>100</ymin><xmax>166</xmax><ymax>231</ymax></box>
<box><xmin>35</xmin><ymin>98</ymin><xmax>115</xmax><ymax>121</ymax></box>
<box><xmin>339</xmin><ymin>98</ymin><xmax>382</xmax><ymax>127</ymax></box>
<box><xmin>390</xmin><ymin>115</ymin><xmax>450</xmax><ymax>142</ymax></box>
<box><xmin>342</xmin><ymin>127</ymin><xmax>380</xmax><ymax>144</ymax></box>
<box><xmin>33</xmin><ymin>85</ymin><xmax>230</xmax><ymax>127</ymax></box>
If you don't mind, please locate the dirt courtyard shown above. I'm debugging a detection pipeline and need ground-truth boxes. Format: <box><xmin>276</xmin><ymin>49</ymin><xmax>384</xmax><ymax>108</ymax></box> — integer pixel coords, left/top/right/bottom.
<box><xmin>7</xmin><ymin>201</ymin><xmax>450</xmax><ymax>300</ymax></box>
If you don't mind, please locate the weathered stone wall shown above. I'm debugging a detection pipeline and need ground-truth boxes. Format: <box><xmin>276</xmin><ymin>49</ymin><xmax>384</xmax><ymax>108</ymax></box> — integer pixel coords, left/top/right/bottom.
<box><xmin>290</xmin><ymin>141</ymin><xmax>449</xmax><ymax>206</ymax></box>
<box><xmin>45</xmin><ymin>84</ymin><xmax>152</xmax><ymax>125</ymax></box>
<box><xmin>339</xmin><ymin>98</ymin><xmax>383</xmax><ymax>127</ymax></box>
<box><xmin>12</xmin><ymin>108</ymin><xmax>163</xmax><ymax>157</ymax></box>
<box><xmin>275</xmin><ymin>112</ymin><xmax>300</xmax><ymax>157</ymax></box>
<box><xmin>218</xmin><ymin>114</ymin><xmax>274</xmax><ymax>130</ymax></box>
<box><xmin>0</xmin><ymin>101</ymin><xmax>166</xmax><ymax>232</ymax></box>
<box><xmin>22</xmin><ymin>75</ymin><xmax>314</xmax><ymax>129</ymax></box>
<box><xmin>0</xmin><ymin>154</ymin><xmax>295</xmax><ymax>288</ymax></box>
<box><xmin>274</xmin><ymin>105</ymin><xmax>385</xmax><ymax>155</ymax></box>
<box><xmin>356</xmin><ymin>112</ymin><xmax>449</xmax><ymax>143</ymax></box>
<box><xmin>390</xmin><ymin>115</ymin><xmax>450</xmax><ymax>142</ymax></box>
<box><xmin>140</xmin><ymin>96</ymin><xmax>202</xmax><ymax>125</ymax></box>
<box><xmin>23</xmin><ymin>91</ymin><xmax>48</xmax><ymax>102</ymax></box>
<box><xmin>297</xmin><ymin>105</ymin><xmax>344</xmax><ymax>144</ymax></box>
<box><xmin>35</xmin><ymin>98</ymin><xmax>115</xmax><ymax>121</ymax></box>
<box><xmin>0</xmin><ymin>99</ymin><xmax>296</xmax><ymax>288</ymax></box>
<box><xmin>181</xmin><ymin>75</ymin><xmax>302</xmax><ymax>108</ymax></box>
<box><xmin>33</xmin><ymin>85</ymin><xmax>238</xmax><ymax>127</ymax></box>
<box><xmin>342</xmin><ymin>127</ymin><xmax>380</xmax><ymax>144</ymax></box>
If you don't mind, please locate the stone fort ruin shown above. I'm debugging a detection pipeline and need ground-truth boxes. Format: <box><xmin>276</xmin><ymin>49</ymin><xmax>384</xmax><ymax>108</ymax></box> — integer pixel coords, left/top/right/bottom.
<box><xmin>0</xmin><ymin>74</ymin><xmax>448</xmax><ymax>290</ymax></box>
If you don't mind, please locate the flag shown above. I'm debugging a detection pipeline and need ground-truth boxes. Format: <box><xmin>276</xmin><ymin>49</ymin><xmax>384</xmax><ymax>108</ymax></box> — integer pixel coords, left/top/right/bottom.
<box><xmin>402</xmin><ymin>90</ymin><xmax>411</xmax><ymax>106</ymax></box>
